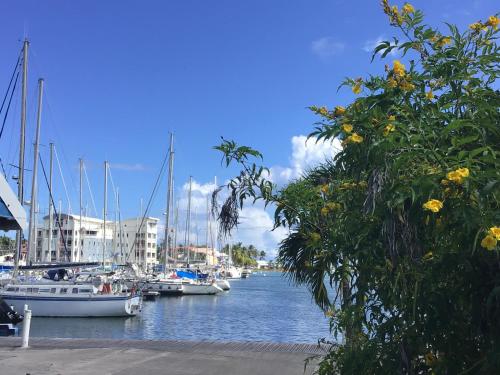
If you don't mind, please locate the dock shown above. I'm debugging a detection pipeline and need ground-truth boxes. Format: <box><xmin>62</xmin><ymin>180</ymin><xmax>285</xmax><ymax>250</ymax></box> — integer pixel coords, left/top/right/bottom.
<box><xmin>0</xmin><ymin>337</ymin><xmax>326</xmax><ymax>374</ymax></box>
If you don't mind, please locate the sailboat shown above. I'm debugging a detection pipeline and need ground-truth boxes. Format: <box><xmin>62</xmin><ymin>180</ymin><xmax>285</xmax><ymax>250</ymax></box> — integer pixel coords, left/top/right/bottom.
<box><xmin>1</xmin><ymin>41</ymin><xmax>141</xmax><ymax>317</ymax></box>
<box><xmin>141</xmin><ymin>135</ymin><xmax>222</xmax><ymax>295</ymax></box>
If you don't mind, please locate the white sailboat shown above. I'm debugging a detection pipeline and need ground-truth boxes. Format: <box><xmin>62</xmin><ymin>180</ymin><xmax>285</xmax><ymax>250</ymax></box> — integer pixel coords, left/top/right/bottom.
<box><xmin>0</xmin><ymin>282</ymin><xmax>141</xmax><ymax>317</ymax></box>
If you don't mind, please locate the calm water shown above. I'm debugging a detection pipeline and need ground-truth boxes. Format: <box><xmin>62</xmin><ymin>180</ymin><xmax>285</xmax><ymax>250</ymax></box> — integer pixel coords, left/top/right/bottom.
<box><xmin>29</xmin><ymin>272</ymin><xmax>332</xmax><ymax>343</ymax></box>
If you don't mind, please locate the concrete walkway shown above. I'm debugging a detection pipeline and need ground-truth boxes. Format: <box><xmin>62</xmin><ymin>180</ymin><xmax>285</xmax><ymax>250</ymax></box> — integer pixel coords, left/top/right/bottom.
<box><xmin>0</xmin><ymin>338</ymin><xmax>325</xmax><ymax>375</ymax></box>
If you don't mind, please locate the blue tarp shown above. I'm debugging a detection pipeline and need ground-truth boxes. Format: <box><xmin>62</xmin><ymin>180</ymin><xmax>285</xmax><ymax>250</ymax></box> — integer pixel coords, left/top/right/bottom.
<box><xmin>176</xmin><ymin>269</ymin><xmax>208</xmax><ymax>280</ymax></box>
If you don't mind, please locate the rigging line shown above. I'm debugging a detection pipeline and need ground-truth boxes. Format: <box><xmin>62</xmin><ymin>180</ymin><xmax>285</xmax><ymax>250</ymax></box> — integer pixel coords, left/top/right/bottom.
<box><xmin>0</xmin><ymin>71</ymin><xmax>20</xmax><ymax>141</ymax></box>
<box><xmin>53</xmin><ymin>145</ymin><xmax>72</xmax><ymax>214</ymax></box>
<box><xmin>0</xmin><ymin>51</ymin><xmax>21</xmax><ymax>115</ymax></box>
<box><xmin>37</xmin><ymin>75</ymin><xmax>78</xmax><ymax>194</ymax></box>
<box><xmin>125</xmin><ymin>151</ymin><xmax>169</xmax><ymax>262</ymax></box>
<box><xmin>82</xmin><ymin>162</ymin><xmax>98</xmax><ymax>218</ymax></box>
<box><xmin>5</xmin><ymin>93</ymin><xmax>20</xmax><ymax>180</ymax></box>
<box><xmin>107</xmin><ymin>165</ymin><xmax>119</xmax><ymax>210</ymax></box>
<box><xmin>39</xmin><ymin>154</ymin><xmax>71</xmax><ymax>261</ymax></box>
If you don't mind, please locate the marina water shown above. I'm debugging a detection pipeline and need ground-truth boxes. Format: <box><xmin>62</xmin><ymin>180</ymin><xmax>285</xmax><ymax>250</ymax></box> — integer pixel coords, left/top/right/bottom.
<box><xmin>28</xmin><ymin>272</ymin><xmax>331</xmax><ymax>343</ymax></box>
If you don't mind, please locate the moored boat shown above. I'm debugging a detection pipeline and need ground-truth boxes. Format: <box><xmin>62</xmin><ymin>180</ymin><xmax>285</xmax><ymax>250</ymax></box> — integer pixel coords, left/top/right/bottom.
<box><xmin>0</xmin><ymin>283</ymin><xmax>141</xmax><ymax>317</ymax></box>
<box><xmin>215</xmin><ymin>279</ymin><xmax>231</xmax><ymax>291</ymax></box>
<box><xmin>182</xmin><ymin>281</ymin><xmax>223</xmax><ymax>295</ymax></box>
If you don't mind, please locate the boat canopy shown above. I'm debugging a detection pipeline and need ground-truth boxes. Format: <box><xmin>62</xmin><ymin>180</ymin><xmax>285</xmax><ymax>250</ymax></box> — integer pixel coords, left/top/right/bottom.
<box><xmin>0</xmin><ymin>174</ymin><xmax>26</xmax><ymax>232</ymax></box>
<box><xmin>176</xmin><ymin>269</ymin><xmax>208</xmax><ymax>280</ymax></box>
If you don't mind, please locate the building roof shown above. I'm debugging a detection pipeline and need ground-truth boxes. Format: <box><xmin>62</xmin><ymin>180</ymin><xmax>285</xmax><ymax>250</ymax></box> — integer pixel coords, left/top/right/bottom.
<box><xmin>42</xmin><ymin>213</ymin><xmax>105</xmax><ymax>224</ymax></box>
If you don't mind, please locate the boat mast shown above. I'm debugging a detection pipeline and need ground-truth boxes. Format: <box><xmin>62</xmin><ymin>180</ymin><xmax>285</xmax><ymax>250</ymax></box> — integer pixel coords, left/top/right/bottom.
<box><xmin>205</xmin><ymin>195</ymin><xmax>209</xmax><ymax>266</ymax></box>
<box><xmin>27</xmin><ymin>78</ymin><xmax>44</xmax><ymax>262</ymax></box>
<box><xmin>185</xmin><ymin>176</ymin><xmax>192</xmax><ymax>266</ymax></box>
<box><xmin>173</xmin><ymin>199</ymin><xmax>179</xmax><ymax>268</ymax></box>
<box><xmin>103</xmin><ymin>160</ymin><xmax>108</xmax><ymax>267</ymax></box>
<box><xmin>13</xmin><ymin>39</ymin><xmax>29</xmax><ymax>277</ymax></box>
<box><xmin>79</xmin><ymin>158</ymin><xmax>83</xmax><ymax>262</ymax></box>
<box><xmin>47</xmin><ymin>142</ymin><xmax>54</xmax><ymax>262</ymax></box>
<box><xmin>163</xmin><ymin>133</ymin><xmax>174</xmax><ymax>274</ymax></box>
<box><xmin>117</xmin><ymin>189</ymin><xmax>124</xmax><ymax>262</ymax></box>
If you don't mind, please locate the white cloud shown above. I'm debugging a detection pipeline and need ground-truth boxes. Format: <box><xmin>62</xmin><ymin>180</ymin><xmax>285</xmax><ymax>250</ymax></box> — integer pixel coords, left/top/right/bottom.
<box><xmin>311</xmin><ymin>37</ymin><xmax>345</xmax><ymax>58</ymax></box>
<box><xmin>231</xmin><ymin>205</ymin><xmax>288</xmax><ymax>258</ymax></box>
<box><xmin>269</xmin><ymin>135</ymin><xmax>342</xmax><ymax>184</ymax></box>
<box><xmin>177</xmin><ymin>180</ymin><xmax>216</xmax><ymax>213</ymax></box>
<box><xmin>169</xmin><ymin>135</ymin><xmax>341</xmax><ymax>258</ymax></box>
<box><xmin>363</xmin><ymin>35</ymin><xmax>399</xmax><ymax>56</ymax></box>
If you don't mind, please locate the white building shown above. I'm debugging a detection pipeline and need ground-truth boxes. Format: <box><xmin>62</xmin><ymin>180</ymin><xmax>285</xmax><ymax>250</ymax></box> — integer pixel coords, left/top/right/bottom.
<box><xmin>120</xmin><ymin>217</ymin><xmax>159</xmax><ymax>270</ymax></box>
<box><xmin>34</xmin><ymin>214</ymin><xmax>159</xmax><ymax>268</ymax></box>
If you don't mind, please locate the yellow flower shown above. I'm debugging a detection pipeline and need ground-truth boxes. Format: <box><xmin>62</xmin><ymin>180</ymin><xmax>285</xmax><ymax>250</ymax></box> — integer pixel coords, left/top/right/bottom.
<box><xmin>402</xmin><ymin>3</ymin><xmax>415</xmax><ymax>14</ymax></box>
<box><xmin>352</xmin><ymin>84</ymin><xmax>362</xmax><ymax>94</ymax></box>
<box><xmin>389</xmin><ymin>5</ymin><xmax>403</xmax><ymax>25</ymax></box>
<box><xmin>446</xmin><ymin>168</ymin><xmax>469</xmax><ymax>184</ymax></box>
<box><xmin>489</xmin><ymin>227</ymin><xmax>500</xmax><ymax>240</ymax></box>
<box><xmin>349</xmin><ymin>133</ymin><xmax>363</xmax><ymax>143</ymax></box>
<box><xmin>318</xmin><ymin>106</ymin><xmax>328</xmax><ymax>116</ymax></box>
<box><xmin>388</xmin><ymin>115</ymin><xmax>396</xmax><ymax>121</ymax></box>
<box><xmin>320</xmin><ymin>184</ymin><xmax>329</xmax><ymax>193</ymax></box>
<box><xmin>481</xmin><ymin>235</ymin><xmax>497</xmax><ymax>251</ymax></box>
<box><xmin>342</xmin><ymin>123</ymin><xmax>353</xmax><ymax>133</ymax></box>
<box><xmin>326</xmin><ymin>202</ymin><xmax>342</xmax><ymax>211</ymax></box>
<box><xmin>426</xmin><ymin>90</ymin><xmax>434</xmax><ymax>100</ymax></box>
<box><xmin>456</xmin><ymin>167</ymin><xmax>469</xmax><ymax>178</ymax></box>
<box><xmin>434</xmin><ymin>36</ymin><xmax>451</xmax><ymax>48</ymax></box>
<box><xmin>469</xmin><ymin>22</ymin><xmax>486</xmax><ymax>32</ymax></box>
<box><xmin>383</xmin><ymin>124</ymin><xmax>396</xmax><ymax>136</ymax></box>
<box><xmin>486</xmin><ymin>15</ymin><xmax>499</xmax><ymax>30</ymax></box>
<box><xmin>446</xmin><ymin>171</ymin><xmax>463</xmax><ymax>184</ymax></box>
<box><xmin>321</xmin><ymin>207</ymin><xmax>329</xmax><ymax>216</ymax></box>
<box><xmin>422</xmin><ymin>251</ymin><xmax>433</xmax><ymax>261</ymax></box>
<box><xmin>334</xmin><ymin>106</ymin><xmax>346</xmax><ymax>116</ymax></box>
<box><xmin>423</xmin><ymin>199</ymin><xmax>443</xmax><ymax>213</ymax></box>
<box><xmin>387</xmin><ymin>77</ymin><xmax>398</xmax><ymax>88</ymax></box>
<box><xmin>400</xmin><ymin>80</ymin><xmax>415</xmax><ymax>91</ymax></box>
<box><xmin>393</xmin><ymin>60</ymin><xmax>406</xmax><ymax>77</ymax></box>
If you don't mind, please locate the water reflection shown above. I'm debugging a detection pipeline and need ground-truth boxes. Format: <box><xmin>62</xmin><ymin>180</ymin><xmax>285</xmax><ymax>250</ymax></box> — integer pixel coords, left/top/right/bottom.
<box><xmin>30</xmin><ymin>272</ymin><xmax>331</xmax><ymax>343</ymax></box>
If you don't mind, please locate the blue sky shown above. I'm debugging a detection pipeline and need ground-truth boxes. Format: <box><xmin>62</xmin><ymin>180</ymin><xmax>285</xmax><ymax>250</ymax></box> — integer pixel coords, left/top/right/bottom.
<box><xmin>0</xmin><ymin>0</ymin><xmax>497</xmax><ymax>254</ymax></box>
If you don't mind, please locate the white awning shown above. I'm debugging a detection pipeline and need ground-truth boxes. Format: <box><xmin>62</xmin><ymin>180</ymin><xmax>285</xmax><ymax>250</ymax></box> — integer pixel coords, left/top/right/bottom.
<box><xmin>0</xmin><ymin>174</ymin><xmax>27</xmax><ymax>231</ymax></box>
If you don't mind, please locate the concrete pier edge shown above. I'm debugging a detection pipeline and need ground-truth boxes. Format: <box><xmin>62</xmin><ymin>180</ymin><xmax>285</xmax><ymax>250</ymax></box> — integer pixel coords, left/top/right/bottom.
<box><xmin>0</xmin><ymin>337</ymin><xmax>328</xmax><ymax>374</ymax></box>
<box><xmin>0</xmin><ymin>336</ymin><xmax>328</xmax><ymax>355</ymax></box>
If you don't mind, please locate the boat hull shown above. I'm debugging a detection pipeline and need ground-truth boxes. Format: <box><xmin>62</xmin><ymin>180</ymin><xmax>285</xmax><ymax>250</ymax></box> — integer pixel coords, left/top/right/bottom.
<box><xmin>215</xmin><ymin>279</ymin><xmax>231</xmax><ymax>291</ymax></box>
<box><xmin>182</xmin><ymin>284</ymin><xmax>223</xmax><ymax>295</ymax></box>
<box><xmin>0</xmin><ymin>294</ymin><xmax>141</xmax><ymax>317</ymax></box>
<box><xmin>142</xmin><ymin>281</ymin><xmax>183</xmax><ymax>296</ymax></box>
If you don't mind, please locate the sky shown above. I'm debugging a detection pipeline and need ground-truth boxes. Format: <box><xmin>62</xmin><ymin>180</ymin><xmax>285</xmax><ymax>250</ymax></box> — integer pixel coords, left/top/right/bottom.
<box><xmin>0</xmin><ymin>0</ymin><xmax>497</xmax><ymax>257</ymax></box>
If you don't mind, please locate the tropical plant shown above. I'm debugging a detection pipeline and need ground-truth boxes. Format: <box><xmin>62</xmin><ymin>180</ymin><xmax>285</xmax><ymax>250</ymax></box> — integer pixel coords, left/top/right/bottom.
<box><xmin>213</xmin><ymin>3</ymin><xmax>500</xmax><ymax>374</ymax></box>
<box><xmin>223</xmin><ymin>242</ymin><xmax>259</xmax><ymax>266</ymax></box>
